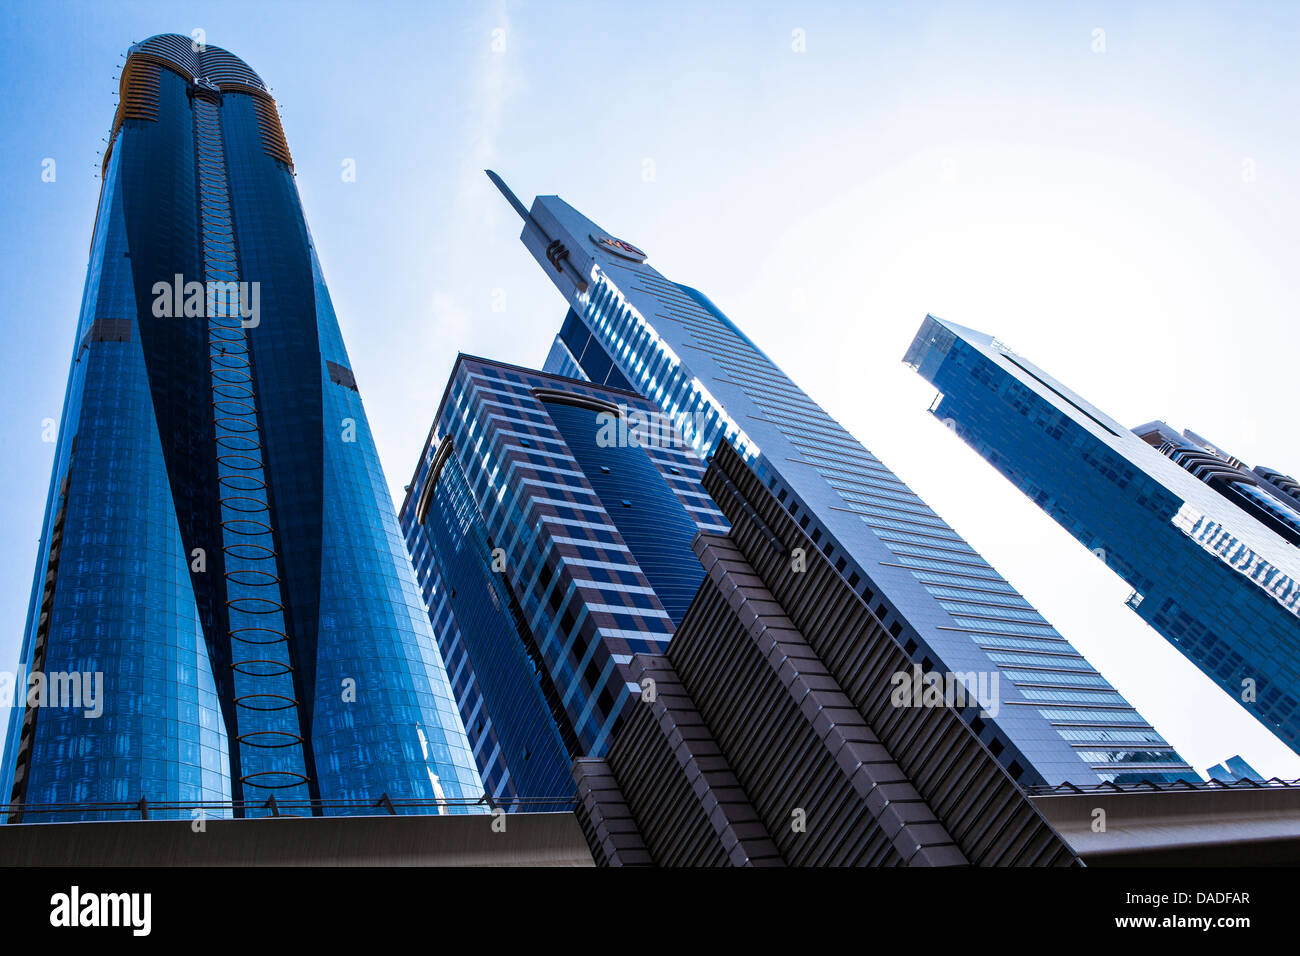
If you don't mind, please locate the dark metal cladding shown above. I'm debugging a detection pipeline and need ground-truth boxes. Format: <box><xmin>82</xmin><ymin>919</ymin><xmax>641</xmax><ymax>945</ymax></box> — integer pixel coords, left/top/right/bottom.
<box><xmin>575</xmin><ymin>441</ymin><xmax>1082</xmax><ymax>866</ymax></box>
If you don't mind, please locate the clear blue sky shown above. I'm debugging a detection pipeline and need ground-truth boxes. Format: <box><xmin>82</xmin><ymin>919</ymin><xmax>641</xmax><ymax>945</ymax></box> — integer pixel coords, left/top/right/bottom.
<box><xmin>2</xmin><ymin>0</ymin><xmax>1299</xmax><ymax>777</ymax></box>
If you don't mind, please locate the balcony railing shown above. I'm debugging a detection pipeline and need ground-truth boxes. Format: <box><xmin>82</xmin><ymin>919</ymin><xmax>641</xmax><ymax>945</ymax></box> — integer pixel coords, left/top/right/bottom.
<box><xmin>3</xmin><ymin>793</ymin><xmax>577</xmax><ymax>824</ymax></box>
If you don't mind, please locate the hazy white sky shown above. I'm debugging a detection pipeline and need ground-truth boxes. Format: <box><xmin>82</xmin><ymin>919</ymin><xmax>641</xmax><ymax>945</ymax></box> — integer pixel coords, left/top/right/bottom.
<box><xmin>2</xmin><ymin>0</ymin><xmax>1298</xmax><ymax>776</ymax></box>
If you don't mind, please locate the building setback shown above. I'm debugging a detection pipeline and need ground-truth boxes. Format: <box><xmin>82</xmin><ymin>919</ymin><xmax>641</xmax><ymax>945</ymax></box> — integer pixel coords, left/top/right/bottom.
<box><xmin>2</xmin><ymin>35</ymin><xmax>482</xmax><ymax>821</ymax></box>
<box><xmin>487</xmin><ymin>172</ymin><xmax>1193</xmax><ymax>786</ymax></box>
<box><xmin>573</xmin><ymin>441</ymin><xmax>1081</xmax><ymax>866</ymax></box>
<box><xmin>399</xmin><ymin>356</ymin><xmax>725</xmax><ymax>804</ymax></box>
<box><xmin>905</xmin><ymin>314</ymin><xmax>1300</xmax><ymax>757</ymax></box>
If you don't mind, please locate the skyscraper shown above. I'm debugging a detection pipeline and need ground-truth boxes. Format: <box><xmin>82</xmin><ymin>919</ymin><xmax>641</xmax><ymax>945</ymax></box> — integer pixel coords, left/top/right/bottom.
<box><xmin>574</xmin><ymin>441</ymin><xmax>1081</xmax><ymax>867</ymax></box>
<box><xmin>399</xmin><ymin>356</ymin><xmax>724</xmax><ymax>802</ymax></box>
<box><xmin>487</xmin><ymin>172</ymin><xmax>1194</xmax><ymax>786</ymax></box>
<box><xmin>1</xmin><ymin>35</ymin><xmax>481</xmax><ymax>821</ymax></box>
<box><xmin>1205</xmin><ymin>755</ymin><xmax>1263</xmax><ymax>783</ymax></box>
<box><xmin>905</xmin><ymin>314</ymin><xmax>1300</xmax><ymax>756</ymax></box>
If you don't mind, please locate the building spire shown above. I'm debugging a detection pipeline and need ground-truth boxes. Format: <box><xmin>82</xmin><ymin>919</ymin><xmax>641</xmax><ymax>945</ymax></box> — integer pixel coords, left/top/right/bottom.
<box><xmin>485</xmin><ymin>169</ymin><xmax>530</xmax><ymax>222</ymax></box>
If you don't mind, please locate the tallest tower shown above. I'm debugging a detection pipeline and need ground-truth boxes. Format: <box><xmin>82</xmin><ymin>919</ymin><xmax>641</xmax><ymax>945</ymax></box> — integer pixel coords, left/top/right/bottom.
<box><xmin>2</xmin><ymin>35</ymin><xmax>481</xmax><ymax>820</ymax></box>
<box><xmin>490</xmin><ymin>173</ymin><xmax>1195</xmax><ymax>788</ymax></box>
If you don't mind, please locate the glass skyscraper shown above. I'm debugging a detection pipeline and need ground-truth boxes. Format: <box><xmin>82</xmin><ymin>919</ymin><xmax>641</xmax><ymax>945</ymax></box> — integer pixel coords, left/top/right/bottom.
<box><xmin>486</xmin><ymin>172</ymin><xmax>1194</xmax><ymax>786</ymax></box>
<box><xmin>1</xmin><ymin>35</ymin><xmax>481</xmax><ymax>821</ymax></box>
<box><xmin>400</xmin><ymin>356</ymin><xmax>725</xmax><ymax>803</ymax></box>
<box><xmin>905</xmin><ymin>314</ymin><xmax>1300</xmax><ymax>757</ymax></box>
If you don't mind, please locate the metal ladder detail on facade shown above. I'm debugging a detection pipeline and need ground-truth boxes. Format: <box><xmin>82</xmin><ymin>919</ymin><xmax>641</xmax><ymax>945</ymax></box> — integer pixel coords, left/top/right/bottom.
<box><xmin>192</xmin><ymin>86</ymin><xmax>312</xmax><ymax>811</ymax></box>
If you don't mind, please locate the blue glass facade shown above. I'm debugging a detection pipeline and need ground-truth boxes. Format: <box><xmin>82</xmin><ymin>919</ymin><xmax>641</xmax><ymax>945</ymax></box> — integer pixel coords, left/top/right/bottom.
<box><xmin>400</xmin><ymin>357</ymin><xmax>725</xmax><ymax>801</ymax></box>
<box><xmin>905</xmin><ymin>314</ymin><xmax>1300</xmax><ymax>757</ymax></box>
<box><xmin>1</xmin><ymin>36</ymin><xmax>481</xmax><ymax>821</ymax></box>
<box><xmin>409</xmin><ymin>448</ymin><xmax>573</xmax><ymax>805</ymax></box>
<box><xmin>489</xmin><ymin>175</ymin><xmax>1194</xmax><ymax>785</ymax></box>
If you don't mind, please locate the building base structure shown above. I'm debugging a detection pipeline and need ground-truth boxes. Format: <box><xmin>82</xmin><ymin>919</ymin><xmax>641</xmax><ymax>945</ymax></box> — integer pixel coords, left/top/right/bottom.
<box><xmin>0</xmin><ymin>811</ymin><xmax>592</xmax><ymax>867</ymax></box>
<box><xmin>573</xmin><ymin>442</ymin><xmax>1082</xmax><ymax>866</ymax></box>
<box><xmin>1028</xmin><ymin>778</ymin><xmax>1300</xmax><ymax>865</ymax></box>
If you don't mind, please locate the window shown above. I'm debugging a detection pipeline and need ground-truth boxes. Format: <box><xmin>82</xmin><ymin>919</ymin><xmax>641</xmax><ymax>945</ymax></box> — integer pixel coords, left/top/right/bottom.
<box><xmin>326</xmin><ymin>360</ymin><xmax>357</xmax><ymax>391</ymax></box>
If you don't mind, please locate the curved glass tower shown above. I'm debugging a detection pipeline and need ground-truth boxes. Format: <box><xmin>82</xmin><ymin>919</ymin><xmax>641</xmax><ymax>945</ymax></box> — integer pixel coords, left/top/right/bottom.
<box><xmin>1</xmin><ymin>35</ymin><xmax>481</xmax><ymax>821</ymax></box>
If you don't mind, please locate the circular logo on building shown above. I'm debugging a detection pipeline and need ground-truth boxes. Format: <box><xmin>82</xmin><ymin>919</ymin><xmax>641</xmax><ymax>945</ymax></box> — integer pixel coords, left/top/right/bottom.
<box><xmin>590</xmin><ymin>233</ymin><xmax>647</xmax><ymax>263</ymax></box>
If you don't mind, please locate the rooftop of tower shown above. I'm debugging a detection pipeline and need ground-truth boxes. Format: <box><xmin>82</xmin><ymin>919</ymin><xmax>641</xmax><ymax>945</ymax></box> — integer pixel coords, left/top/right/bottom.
<box><xmin>103</xmin><ymin>34</ymin><xmax>290</xmax><ymax>178</ymax></box>
<box><xmin>127</xmin><ymin>33</ymin><xmax>267</xmax><ymax>91</ymax></box>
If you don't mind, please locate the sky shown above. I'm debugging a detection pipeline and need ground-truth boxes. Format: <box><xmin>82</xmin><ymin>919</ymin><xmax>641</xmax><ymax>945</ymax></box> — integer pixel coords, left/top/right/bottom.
<box><xmin>1</xmin><ymin>0</ymin><xmax>1298</xmax><ymax>778</ymax></box>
